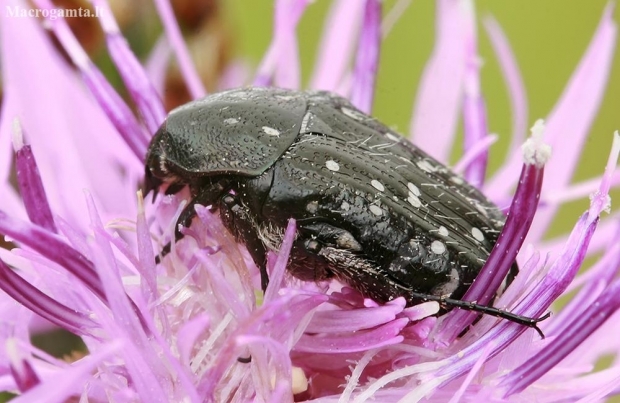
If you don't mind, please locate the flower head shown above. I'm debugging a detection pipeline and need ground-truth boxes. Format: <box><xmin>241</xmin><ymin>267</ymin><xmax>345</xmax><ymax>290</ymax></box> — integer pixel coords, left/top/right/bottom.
<box><xmin>0</xmin><ymin>0</ymin><xmax>619</xmax><ymax>402</ymax></box>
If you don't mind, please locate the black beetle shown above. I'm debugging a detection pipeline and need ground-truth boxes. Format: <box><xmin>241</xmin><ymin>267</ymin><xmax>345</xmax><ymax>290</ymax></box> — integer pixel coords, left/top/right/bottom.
<box><xmin>145</xmin><ymin>87</ymin><xmax>544</xmax><ymax>332</ymax></box>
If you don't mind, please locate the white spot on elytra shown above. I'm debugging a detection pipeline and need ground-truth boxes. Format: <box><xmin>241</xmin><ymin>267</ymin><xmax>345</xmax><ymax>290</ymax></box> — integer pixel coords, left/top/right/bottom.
<box><xmin>407</xmin><ymin>194</ymin><xmax>422</xmax><ymax>208</ymax></box>
<box><xmin>385</xmin><ymin>132</ymin><xmax>401</xmax><ymax>142</ymax></box>
<box><xmin>262</xmin><ymin>126</ymin><xmax>280</xmax><ymax>137</ymax></box>
<box><xmin>450</xmin><ymin>175</ymin><xmax>464</xmax><ymax>185</ymax></box>
<box><xmin>471</xmin><ymin>227</ymin><xmax>485</xmax><ymax>242</ymax></box>
<box><xmin>224</xmin><ymin>117</ymin><xmax>240</xmax><ymax>125</ymax></box>
<box><xmin>341</xmin><ymin>201</ymin><xmax>350</xmax><ymax>211</ymax></box>
<box><xmin>341</xmin><ymin>106</ymin><xmax>365</xmax><ymax>121</ymax></box>
<box><xmin>438</xmin><ymin>226</ymin><xmax>449</xmax><ymax>237</ymax></box>
<box><xmin>431</xmin><ymin>240</ymin><xmax>446</xmax><ymax>254</ymax></box>
<box><xmin>371</xmin><ymin>179</ymin><xmax>385</xmax><ymax>192</ymax></box>
<box><xmin>326</xmin><ymin>160</ymin><xmax>340</xmax><ymax>172</ymax></box>
<box><xmin>300</xmin><ymin>112</ymin><xmax>313</xmax><ymax>133</ymax></box>
<box><xmin>416</xmin><ymin>160</ymin><xmax>436</xmax><ymax>173</ymax></box>
<box><xmin>407</xmin><ymin>182</ymin><xmax>421</xmax><ymax>196</ymax></box>
<box><xmin>369</xmin><ymin>205</ymin><xmax>383</xmax><ymax>216</ymax></box>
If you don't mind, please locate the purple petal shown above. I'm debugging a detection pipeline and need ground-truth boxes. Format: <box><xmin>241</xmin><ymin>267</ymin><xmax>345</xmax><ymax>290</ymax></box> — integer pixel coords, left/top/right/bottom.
<box><xmin>152</xmin><ymin>0</ymin><xmax>206</xmax><ymax>99</ymax></box>
<box><xmin>452</xmin><ymin>134</ymin><xmax>497</xmax><ymax>175</ymax></box>
<box><xmin>236</xmin><ymin>335</ymin><xmax>293</xmax><ymax>400</ymax></box>
<box><xmin>176</xmin><ymin>314</ymin><xmax>210</xmax><ymax>366</ymax></box>
<box><xmin>501</xmin><ymin>279</ymin><xmax>620</xmax><ymax>396</ymax></box>
<box><xmin>350</xmin><ymin>0</ymin><xmax>381</xmax><ymax>114</ymax></box>
<box><xmin>547</xmin><ymin>227</ymin><xmax>620</xmax><ymax>334</ymax></box>
<box><xmin>0</xmin><ymin>210</ymin><xmax>104</xmax><ymax>301</ymax></box>
<box><xmin>12</xmin><ymin>122</ymin><xmax>56</xmax><ymax>233</ymax></box>
<box><xmin>194</xmin><ymin>204</ymin><xmax>256</xmax><ymax>306</ymax></box>
<box><xmin>0</xmin><ymin>259</ymin><xmax>98</xmax><ymax>337</ymax></box>
<box><xmin>482</xmin><ymin>16</ymin><xmax>529</xmax><ymax>163</ymax></box>
<box><xmin>409</xmin><ymin>0</ymin><xmax>465</xmax><ymax>161</ymax></box>
<box><xmin>429</xmin><ymin>133</ymin><xmax>618</xmax><ymax>388</ymax></box>
<box><xmin>437</xmin><ymin>135</ymin><xmax>546</xmax><ymax>343</ymax></box>
<box><xmin>31</xmin><ymin>0</ymin><xmax>149</xmax><ymax>160</ymax></box>
<box><xmin>461</xmin><ymin>1</ymin><xmax>489</xmax><ymax>187</ymax></box>
<box><xmin>92</xmin><ymin>0</ymin><xmax>167</xmax><ymax>134</ymax></box>
<box><xmin>81</xmin><ymin>68</ymin><xmax>149</xmax><ymax>159</ymax></box>
<box><xmin>543</xmin><ymin>171</ymin><xmax>620</xmax><ymax>207</ymax></box>
<box><xmin>144</xmin><ymin>37</ymin><xmax>171</xmax><ymax>98</ymax></box>
<box><xmin>7</xmin><ymin>339</ymin><xmax>40</xmax><ymax>392</ymax></box>
<box><xmin>0</xmin><ymin>1</ymin><xmax>141</xmax><ymax>229</ymax></box>
<box><xmin>11</xmin><ymin>341</ymin><xmax>123</xmax><ymax>403</ymax></box>
<box><xmin>254</xmin><ymin>0</ymin><xmax>309</xmax><ymax>88</ymax></box>
<box><xmin>487</xmin><ymin>6</ymin><xmax>617</xmax><ymax>239</ymax></box>
<box><xmin>305</xmin><ymin>303</ymin><xmax>403</xmax><ymax>333</ymax></box>
<box><xmin>264</xmin><ymin>219</ymin><xmax>296</xmax><ymax>303</ymax></box>
<box><xmin>309</xmin><ymin>0</ymin><xmax>364</xmax><ymax>92</ymax></box>
<box><xmin>198</xmin><ymin>296</ymin><xmax>293</xmax><ymax>397</ymax></box>
<box><xmin>85</xmin><ymin>195</ymin><xmax>173</xmax><ymax>403</ymax></box>
<box><xmin>295</xmin><ymin>318</ymin><xmax>407</xmax><ymax>353</ymax></box>
<box><xmin>136</xmin><ymin>193</ymin><xmax>158</xmax><ymax>304</ymax></box>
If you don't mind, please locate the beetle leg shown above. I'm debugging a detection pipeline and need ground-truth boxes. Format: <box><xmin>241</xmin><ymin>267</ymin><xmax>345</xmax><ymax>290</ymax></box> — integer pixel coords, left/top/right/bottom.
<box><xmin>218</xmin><ymin>193</ymin><xmax>269</xmax><ymax>292</ymax></box>
<box><xmin>289</xmin><ymin>222</ymin><xmax>365</xmax><ymax>282</ymax></box>
<box><xmin>155</xmin><ymin>195</ymin><xmax>205</xmax><ymax>263</ymax></box>
<box><xmin>155</xmin><ymin>181</ymin><xmax>227</xmax><ymax>263</ymax></box>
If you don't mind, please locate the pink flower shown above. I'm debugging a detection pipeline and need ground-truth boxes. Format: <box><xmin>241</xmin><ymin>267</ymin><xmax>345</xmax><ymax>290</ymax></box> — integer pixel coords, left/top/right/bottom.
<box><xmin>0</xmin><ymin>0</ymin><xmax>619</xmax><ymax>402</ymax></box>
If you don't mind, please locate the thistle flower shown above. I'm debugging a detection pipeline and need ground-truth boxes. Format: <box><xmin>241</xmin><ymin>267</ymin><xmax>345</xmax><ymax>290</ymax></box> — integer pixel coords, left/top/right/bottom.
<box><xmin>0</xmin><ymin>0</ymin><xmax>619</xmax><ymax>402</ymax></box>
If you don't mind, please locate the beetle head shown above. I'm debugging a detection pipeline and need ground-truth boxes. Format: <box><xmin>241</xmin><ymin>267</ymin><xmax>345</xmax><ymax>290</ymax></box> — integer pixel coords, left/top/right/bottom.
<box><xmin>144</xmin><ymin>126</ymin><xmax>189</xmax><ymax>199</ymax></box>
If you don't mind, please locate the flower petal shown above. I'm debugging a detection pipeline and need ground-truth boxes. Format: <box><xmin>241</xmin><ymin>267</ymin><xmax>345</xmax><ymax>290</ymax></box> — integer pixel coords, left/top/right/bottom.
<box><xmin>309</xmin><ymin>0</ymin><xmax>364</xmax><ymax>92</ymax></box>
<box><xmin>152</xmin><ymin>0</ymin><xmax>206</xmax><ymax>98</ymax></box>
<box><xmin>487</xmin><ymin>5</ymin><xmax>617</xmax><ymax>244</ymax></box>
<box><xmin>350</xmin><ymin>0</ymin><xmax>381</xmax><ymax>114</ymax></box>
<box><xmin>409</xmin><ymin>0</ymin><xmax>465</xmax><ymax>161</ymax></box>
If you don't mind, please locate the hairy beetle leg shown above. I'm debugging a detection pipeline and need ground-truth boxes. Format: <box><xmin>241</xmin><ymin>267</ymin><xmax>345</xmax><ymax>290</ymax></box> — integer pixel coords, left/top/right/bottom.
<box><xmin>219</xmin><ymin>193</ymin><xmax>270</xmax><ymax>292</ymax></box>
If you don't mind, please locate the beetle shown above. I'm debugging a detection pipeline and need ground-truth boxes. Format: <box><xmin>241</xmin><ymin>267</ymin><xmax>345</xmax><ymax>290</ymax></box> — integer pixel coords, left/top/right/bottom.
<box><xmin>145</xmin><ymin>87</ymin><xmax>545</xmax><ymax>333</ymax></box>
